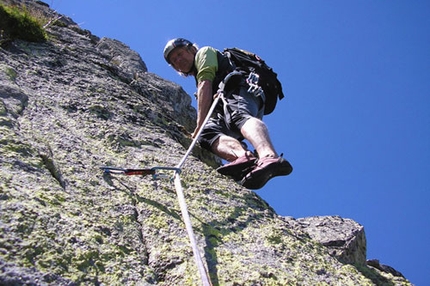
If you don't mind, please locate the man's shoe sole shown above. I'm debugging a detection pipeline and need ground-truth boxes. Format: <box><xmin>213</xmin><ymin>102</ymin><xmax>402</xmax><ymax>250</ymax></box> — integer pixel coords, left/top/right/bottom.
<box><xmin>241</xmin><ymin>158</ymin><xmax>293</xmax><ymax>190</ymax></box>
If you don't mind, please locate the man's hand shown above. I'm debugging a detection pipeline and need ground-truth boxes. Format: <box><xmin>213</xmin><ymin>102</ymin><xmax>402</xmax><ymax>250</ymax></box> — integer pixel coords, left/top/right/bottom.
<box><xmin>191</xmin><ymin>126</ymin><xmax>200</xmax><ymax>139</ymax></box>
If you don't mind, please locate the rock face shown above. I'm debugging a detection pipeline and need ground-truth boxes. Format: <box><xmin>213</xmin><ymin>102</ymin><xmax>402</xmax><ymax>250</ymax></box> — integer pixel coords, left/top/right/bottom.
<box><xmin>0</xmin><ymin>1</ymin><xmax>411</xmax><ymax>285</ymax></box>
<box><xmin>297</xmin><ymin>216</ymin><xmax>367</xmax><ymax>265</ymax></box>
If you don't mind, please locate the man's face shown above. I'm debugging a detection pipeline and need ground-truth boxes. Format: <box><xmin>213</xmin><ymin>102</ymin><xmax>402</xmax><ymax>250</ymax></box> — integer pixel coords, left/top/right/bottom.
<box><xmin>169</xmin><ymin>46</ymin><xmax>195</xmax><ymax>73</ymax></box>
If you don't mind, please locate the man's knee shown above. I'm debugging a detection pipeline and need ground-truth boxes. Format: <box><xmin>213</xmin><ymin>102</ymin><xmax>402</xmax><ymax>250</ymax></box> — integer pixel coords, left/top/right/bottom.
<box><xmin>231</xmin><ymin>112</ymin><xmax>255</xmax><ymax>131</ymax></box>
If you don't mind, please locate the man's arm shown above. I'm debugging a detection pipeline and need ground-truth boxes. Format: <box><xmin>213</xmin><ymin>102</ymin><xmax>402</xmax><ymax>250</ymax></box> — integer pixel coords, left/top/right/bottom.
<box><xmin>192</xmin><ymin>46</ymin><xmax>219</xmax><ymax>137</ymax></box>
<box><xmin>193</xmin><ymin>79</ymin><xmax>213</xmax><ymax>138</ymax></box>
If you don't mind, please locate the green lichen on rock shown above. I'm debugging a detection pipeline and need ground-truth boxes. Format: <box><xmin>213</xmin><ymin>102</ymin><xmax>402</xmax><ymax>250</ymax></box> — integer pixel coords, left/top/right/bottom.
<box><xmin>4</xmin><ymin>66</ymin><xmax>18</xmax><ymax>82</ymax></box>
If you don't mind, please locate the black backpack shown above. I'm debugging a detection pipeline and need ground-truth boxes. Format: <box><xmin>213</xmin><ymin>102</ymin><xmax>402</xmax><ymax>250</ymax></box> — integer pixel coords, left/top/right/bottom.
<box><xmin>222</xmin><ymin>47</ymin><xmax>285</xmax><ymax>115</ymax></box>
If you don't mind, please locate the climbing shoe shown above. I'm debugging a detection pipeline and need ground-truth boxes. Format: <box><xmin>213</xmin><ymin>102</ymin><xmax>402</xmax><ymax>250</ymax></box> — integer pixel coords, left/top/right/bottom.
<box><xmin>216</xmin><ymin>151</ymin><xmax>258</xmax><ymax>180</ymax></box>
<box><xmin>240</xmin><ymin>155</ymin><xmax>293</xmax><ymax>190</ymax></box>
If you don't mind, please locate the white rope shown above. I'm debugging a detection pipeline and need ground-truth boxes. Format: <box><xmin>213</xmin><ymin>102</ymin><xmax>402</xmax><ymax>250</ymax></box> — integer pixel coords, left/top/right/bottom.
<box><xmin>173</xmin><ymin>173</ymin><xmax>211</xmax><ymax>286</ymax></box>
<box><xmin>172</xmin><ymin>94</ymin><xmax>222</xmax><ymax>286</ymax></box>
<box><xmin>176</xmin><ymin>94</ymin><xmax>221</xmax><ymax>170</ymax></box>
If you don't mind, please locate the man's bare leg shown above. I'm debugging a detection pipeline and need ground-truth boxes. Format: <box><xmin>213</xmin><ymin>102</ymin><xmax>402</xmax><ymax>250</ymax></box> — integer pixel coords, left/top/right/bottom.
<box><xmin>240</xmin><ymin>117</ymin><xmax>278</xmax><ymax>159</ymax></box>
<box><xmin>211</xmin><ymin>135</ymin><xmax>247</xmax><ymax>162</ymax></box>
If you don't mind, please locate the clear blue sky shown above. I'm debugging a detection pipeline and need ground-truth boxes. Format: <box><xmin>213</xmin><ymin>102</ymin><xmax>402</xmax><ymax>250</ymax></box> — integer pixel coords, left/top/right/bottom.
<box><xmin>52</xmin><ymin>1</ymin><xmax>429</xmax><ymax>284</ymax></box>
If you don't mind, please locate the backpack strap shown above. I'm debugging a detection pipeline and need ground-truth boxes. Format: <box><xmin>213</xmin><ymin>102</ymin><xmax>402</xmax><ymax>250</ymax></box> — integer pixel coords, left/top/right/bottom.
<box><xmin>212</xmin><ymin>50</ymin><xmax>235</xmax><ymax>93</ymax></box>
<box><xmin>216</xmin><ymin>70</ymin><xmax>243</xmax><ymax>131</ymax></box>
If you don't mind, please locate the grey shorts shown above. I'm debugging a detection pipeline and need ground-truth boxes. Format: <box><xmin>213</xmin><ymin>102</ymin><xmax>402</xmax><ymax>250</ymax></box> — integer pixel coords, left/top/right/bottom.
<box><xmin>198</xmin><ymin>86</ymin><xmax>265</xmax><ymax>151</ymax></box>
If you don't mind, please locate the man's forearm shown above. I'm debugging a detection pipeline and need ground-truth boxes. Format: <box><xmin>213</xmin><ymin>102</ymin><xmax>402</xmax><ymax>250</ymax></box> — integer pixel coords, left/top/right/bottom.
<box><xmin>196</xmin><ymin>80</ymin><xmax>213</xmax><ymax>128</ymax></box>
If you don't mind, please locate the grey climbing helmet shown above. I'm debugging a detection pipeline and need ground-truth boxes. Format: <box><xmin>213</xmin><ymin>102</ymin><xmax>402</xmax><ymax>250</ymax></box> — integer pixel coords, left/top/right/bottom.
<box><xmin>163</xmin><ymin>38</ymin><xmax>193</xmax><ymax>64</ymax></box>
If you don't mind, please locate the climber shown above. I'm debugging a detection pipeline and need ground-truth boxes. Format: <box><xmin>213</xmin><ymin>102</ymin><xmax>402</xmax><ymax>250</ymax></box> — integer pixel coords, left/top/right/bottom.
<box><xmin>163</xmin><ymin>38</ymin><xmax>292</xmax><ymax>190</ymax></box>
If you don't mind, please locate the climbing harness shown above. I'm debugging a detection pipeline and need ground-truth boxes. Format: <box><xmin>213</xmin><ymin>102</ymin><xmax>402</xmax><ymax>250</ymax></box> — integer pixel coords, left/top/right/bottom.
<box><xmin>101</xmin><ymin>93</ymin><xmax>223</xmax><ymax>286</ymax></box>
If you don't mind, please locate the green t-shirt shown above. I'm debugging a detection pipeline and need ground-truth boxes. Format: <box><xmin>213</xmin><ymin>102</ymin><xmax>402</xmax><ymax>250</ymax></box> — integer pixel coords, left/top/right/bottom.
<box><xmin>194</xmin><ymin>46</ymin><xmax>218</xmax><ymax>83</ymax></box>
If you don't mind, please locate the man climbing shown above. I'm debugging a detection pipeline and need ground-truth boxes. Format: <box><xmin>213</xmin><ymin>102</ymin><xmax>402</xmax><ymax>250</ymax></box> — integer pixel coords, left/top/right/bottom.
<box><xmin>163</xmin><ymin>38</ymin><xmax>292</xmax><ymax>189</ymax></box>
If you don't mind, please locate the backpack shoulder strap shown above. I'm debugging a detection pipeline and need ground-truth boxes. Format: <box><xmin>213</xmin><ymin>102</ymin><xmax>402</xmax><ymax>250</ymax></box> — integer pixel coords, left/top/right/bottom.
<box><xmin>211</xmin><ymin>50</ymin><xmax>235</xmax><ymax>92</ymax></box>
